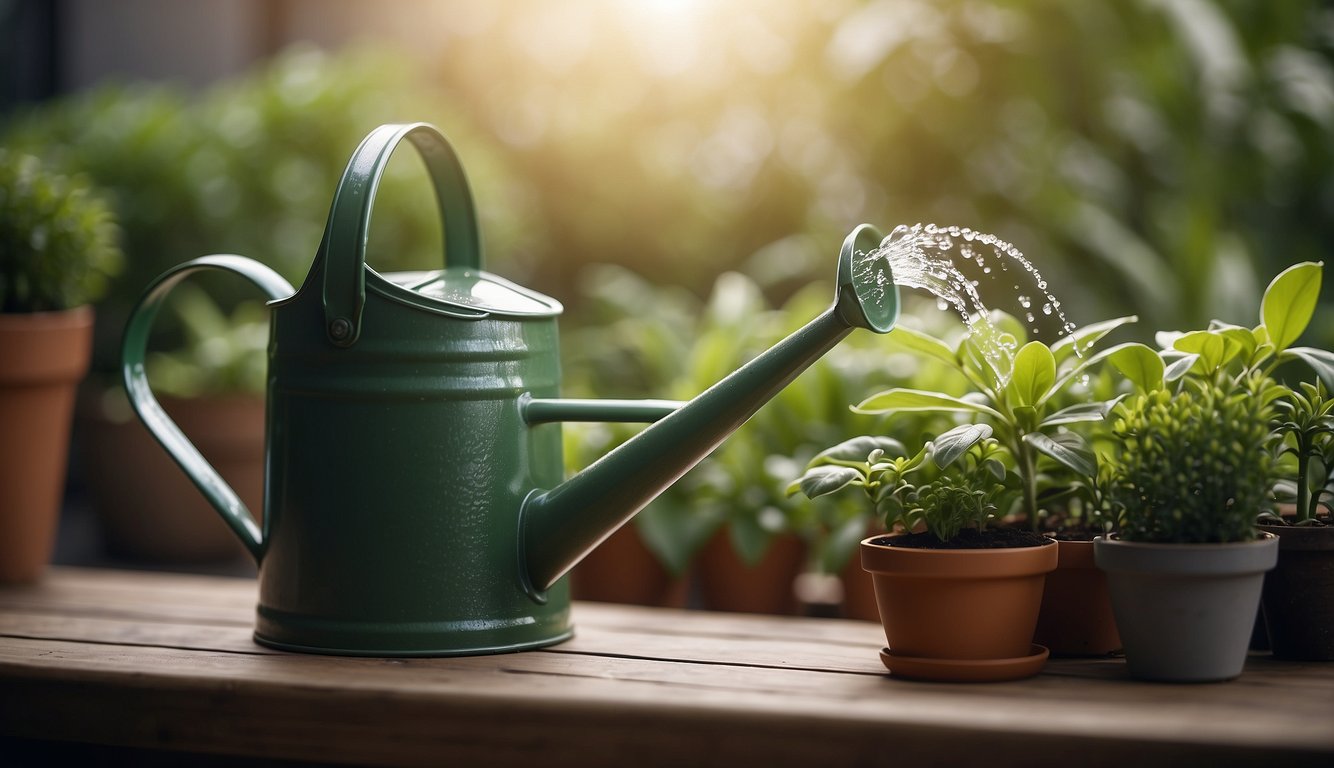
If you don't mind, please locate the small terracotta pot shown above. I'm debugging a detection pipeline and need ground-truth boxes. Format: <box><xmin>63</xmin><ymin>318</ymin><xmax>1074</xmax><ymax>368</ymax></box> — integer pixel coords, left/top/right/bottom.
<box><xmin>1033</xmin><ymin>539</ymin><xmax>1122</xmax><ymax>656</ymax></box>
<box><xmin>1258</xmin><ymin>523</ymin><xmax>1334</xmax><ymax>661</ymax></box>
<box><xmin>696</xmin><ymin>529</ymin><xmax>806</xmax><ymax>615</ymax></box>
<box><xmin>861</xmin><ymin>534</ymin><xmax>1058</xmax><ymax>681</ymax></box>
<box><xmin>77</xmin><ymin>391</ymin><xmax>264</xmax><ymax>563</ymax></box>
<box><xmin>0</xmin><ymin>307</ymin><xmax>94</xmax><ymax>583</ymax></box>
<box><xmin>571</xmin><ymin>522</ymin><xmax>689</xmax><ymax>607</ymax></box>
<box><xmin>840</xmin><ymin>553</ymin><xmax>881</xmax><ymax>621</ymax></box>
<box><xmin>1095</xmin><ymin>533</ymin><xmax>1279</xmax><ymax>682</ymax></box>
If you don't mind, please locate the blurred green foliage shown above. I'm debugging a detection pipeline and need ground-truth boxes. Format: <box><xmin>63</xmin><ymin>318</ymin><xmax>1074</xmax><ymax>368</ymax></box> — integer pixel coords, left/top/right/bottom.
<box><xmin>0</xmin><ymin>150</ymin><xmax>121</xmax><ymax>313</ymax></box>
<box><xmin>424</xmin><ymin>0</ymin><xmax>1333</xmax><ymax>341</ymax></box>
<box><xmin>1</xmin><ymin>0</ymin><xmax>1329</xmax><ymax>571</ymax></box>
<box><xmin>1</xmin><ymin>45</ymin><xmax>522</xmax><ymax>387</ymax></box>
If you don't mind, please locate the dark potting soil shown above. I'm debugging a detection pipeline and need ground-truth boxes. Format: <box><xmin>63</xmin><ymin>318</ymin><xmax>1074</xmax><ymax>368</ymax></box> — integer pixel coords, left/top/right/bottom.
<box><xmin>873</xmin><ymin>527</ymin><xmax>1050</xmax><ymax>550</ymax></box>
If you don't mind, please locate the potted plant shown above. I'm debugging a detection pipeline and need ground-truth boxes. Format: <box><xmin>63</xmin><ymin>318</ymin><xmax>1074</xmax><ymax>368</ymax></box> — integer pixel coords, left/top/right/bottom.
<box><xmin>1088</xmin><ymin>263</ymin><xmax>1331</xmax><ymax>681</ymax></box>
<box><xmin>850</xmin><ymin>311</ymin><xmax>1135</xmax><ymax>654</ymax></box>
<box><xmin>790</xmin><ymin>423</ymin><xmax>1057</xmax><ymax>681</ymax></box>
<box><xmin>1249</xmin><ymin>260</ymin><xmax>1334</xmax><ymax>660</ymax></box>
<box><xmin>0</xmin><ymin>150</ymin><xmax>121</xmax><ymax>582</ymax></box>
<box><xmin>1260</xmin><ymin>378</ymin><xmax>1334</xmax><ymax>659</ymax></box>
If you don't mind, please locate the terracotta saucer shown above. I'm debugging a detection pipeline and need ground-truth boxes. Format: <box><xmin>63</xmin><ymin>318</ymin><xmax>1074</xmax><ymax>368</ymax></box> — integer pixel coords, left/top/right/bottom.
<box><xmin>878</xmin><ymin>644</ymin><xmax>1049</xmax><ymax>682</ymax></box>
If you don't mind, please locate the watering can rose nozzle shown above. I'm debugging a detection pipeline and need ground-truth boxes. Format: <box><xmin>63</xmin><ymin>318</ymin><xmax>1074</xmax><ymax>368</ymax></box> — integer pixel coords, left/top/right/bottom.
<box><xmin>836</xmin><ymin>223</ymin><xmax>900</xmax><ymax>333</ymax></box>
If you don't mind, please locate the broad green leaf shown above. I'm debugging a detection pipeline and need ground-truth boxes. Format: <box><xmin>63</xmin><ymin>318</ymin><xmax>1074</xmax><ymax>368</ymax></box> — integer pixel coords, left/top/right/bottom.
<box><xmin>930</xmin><ymin>423</ymin><xmax>993</xmax><ymax>469</ymax></box>
<box><xmin>1107</xmin><ymin>342</ymin><xmax>1165</xmax><ymax>393</ymax></box>
<box><xmin>885</xmin><ymin>325</ymin><xmax>957</xmax><ymax>368</ymax></box>
<box><xmin>1047</xmin><ymin>342</ymin><xmax>1137</xmax><ymax>401</ymax></box>
<box><xmin>810</xmin><ymin>435</ymin><xmax>907</xmax><ymax>466</ymax></box>
<box><xmin>1210</xmin><ymin>322</ymin><xmax>1258</xmax><ymax>363</ymax></box>
<box><xmin>1284</xmin><ymin>347</ymin><xmax>1334</xmax><ymax>391</ymax></box>
<box><xmin>1262</xmin><ymin>261</ymin><xmax>1323</xmax><ymax>352</ymax></box>
<box><xmin>1051</xmin><ymin>315</ymin><xmax>1136</xmax><ymax>363</ymax></box>
<box><xmin>957</xmin><ymin>330</ymin><xmax>1012</xmax><ymax>391</ymax></box>
<box><xmin>1039</xmin><ymin>399</ymin><xmax>1118</xmax><ymax>427</ymax></box>
<box><xmin>789</xmin><ymin>466</ymin><xmax>863</xmax><ymax>499</ymax></box>
<box><xmin>1164</xmin><ymin>353</ymin><xmax>1200</xmax><ymax>382</ymax></box>
<box><xmin>1023</xmin><ymin>431</ymin><xmax>1097</xmax><ymax>478</ymax></box>
<box><xmin>1007</xmin><ymin>341</ymin><xmax>1056</xmax><ymax>407</ymax></box>
<box><xmin>1173</xmin><ymin>331</ymin><xmax>1226</xmax><ymax>372</ymax></box>
<box><xmin>985</xmin><ymin>310</ymin><xmax>1028</xmax><ymax>346</ymax></box>
<box><xmin>853</xmin><ymin>388</ymin><xmax>1004</xmax><ymax>419</ymax></box>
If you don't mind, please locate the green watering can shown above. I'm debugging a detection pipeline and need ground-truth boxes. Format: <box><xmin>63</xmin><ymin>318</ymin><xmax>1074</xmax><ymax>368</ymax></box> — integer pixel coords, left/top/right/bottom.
<box><xmin>122</xmin><ymin>123</ymin><xmax>900</xmax><ymax>656</ymax></box>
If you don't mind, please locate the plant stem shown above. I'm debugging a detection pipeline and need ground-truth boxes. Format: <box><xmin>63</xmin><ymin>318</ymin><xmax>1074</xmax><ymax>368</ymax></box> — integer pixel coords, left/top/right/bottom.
<box><xmin>1018</xmin><ymin>441</ymin><xmax>1039</xmax><ymax>530</ymax></box>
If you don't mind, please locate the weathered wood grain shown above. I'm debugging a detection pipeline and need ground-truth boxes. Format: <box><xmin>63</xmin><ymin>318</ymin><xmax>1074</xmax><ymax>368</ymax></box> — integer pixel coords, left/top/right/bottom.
<box><xmin>1</xmin><ymin>568</ymin><xmax>1331</xmax><ymax>768</ymax></box>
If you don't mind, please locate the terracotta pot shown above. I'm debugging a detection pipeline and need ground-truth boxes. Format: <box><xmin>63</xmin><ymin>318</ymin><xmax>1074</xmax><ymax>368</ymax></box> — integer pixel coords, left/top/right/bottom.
<box><xmin>840</xmin><ymin>549</ymin><xmax>881</xmax><ymax>621</ymax></box>
<box><xmin>0</xmin><ymin>307</ymin><xmax>94</xmax><ymax>583</ymax></box>
<box><xmin>1095</xmin><ymin>533</ymin><xmax>1278</xmax><ymax>682</ymax></box>
<box><xmin>861</xmin><ymin>534</ymin><xmax>1058</xmax><ymax>682</ymax></box>
<box><xmin>77</xmin><ymin>391</ymin><xmax>264</xmax><ymax>563</ymax></box>
<box><xmin>1258</xmin><ymin>523</ymin><xmax>1334</xmax><ymax>661</ymax></box>
<box><xmin>1032</xmin><ymin>539</ymin><xmax>1122</xmax><ymax>656</ymax></box>
<box><xmin>696</xmin><ymin>529</ymin><xmax>806</xmax><ymax>615</ymax></box>
<box><xmin>570</xmin><ymin>522</ymin><xmax>689</xmax><ymax>607</ymax></box>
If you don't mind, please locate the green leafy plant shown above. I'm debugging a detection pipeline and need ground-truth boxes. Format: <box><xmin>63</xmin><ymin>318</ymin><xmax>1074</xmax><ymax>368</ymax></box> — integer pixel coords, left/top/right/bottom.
<box><xmin>1265</xmin><ymin>381</ymin><xmax>1334</xmax><ymax>526</ymax></box>
<box><xmin>0</xmin><ymin>150</ymin><xmax>122</xmax><ymax>313</ymax></box>
<box><xmin>787</xmin><ymin>423</ymin><xmax>1016</xmax><ymax>543</ymax></box>
<box><xmin>849</xmin><ymin>312</ymin><xmax>1139</xmax><ymax>532</ymax></box>
<box><xmin>1109</xmin><ymin>375</ymin><xmax>1275</xmax><ymax>543</ymax></box>
<box><xmin>1100</xmin><ymin>260</ymin><xmax>1330</xmax><ymax>541</ymax></box>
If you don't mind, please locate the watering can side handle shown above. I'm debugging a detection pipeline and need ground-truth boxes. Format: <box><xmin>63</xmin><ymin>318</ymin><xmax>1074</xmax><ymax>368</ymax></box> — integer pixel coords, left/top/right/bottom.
<box><xmin>322</xmin><ymin>122</ymin><xmax>483</xmax><ymax>348</ymax></box>
<box><xmin>121</xmin><ymin>255</ymin><xmax>295</xmax><ymax>564</ymax></box>
<box><xmin>521</xmin><ymin>397</ymin><xmax>685</xmax><ymax>424</ymax></box>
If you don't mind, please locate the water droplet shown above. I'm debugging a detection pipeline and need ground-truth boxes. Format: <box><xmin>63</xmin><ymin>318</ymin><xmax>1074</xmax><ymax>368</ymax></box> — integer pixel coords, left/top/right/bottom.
<box><xmin>1042</xmin><ymin>303</ymin><xmax>1052</xmax><ymax>315</ymax></box>
<box><xmin>1018</xmin><ymin>295</ymin><xmax>1031</xmax><ymax>309</ymax></box>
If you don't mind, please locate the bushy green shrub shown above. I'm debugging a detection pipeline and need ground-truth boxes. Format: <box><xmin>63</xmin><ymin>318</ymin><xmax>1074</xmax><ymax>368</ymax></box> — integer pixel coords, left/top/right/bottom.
<box><xmin>788</xmin><ymin>424</ymin><xmax>1016</xmax><ymax>543</ymax></box>
<box><xmin>0</xmin><ymin>150</ymin><xmax>121</xmax><ymax>313</ymax></box>
<box><xmin>1110</xmin><ymin>377</ymin><xmax>1274</xmax><ymax>543</ymax></box>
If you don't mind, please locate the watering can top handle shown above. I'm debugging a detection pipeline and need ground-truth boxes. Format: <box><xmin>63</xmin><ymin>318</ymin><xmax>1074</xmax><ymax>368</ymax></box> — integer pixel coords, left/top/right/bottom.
<box><xmin>322</xmin><ymin>122</ymin><xmax>483</xmax><ymax>347</ymax></box>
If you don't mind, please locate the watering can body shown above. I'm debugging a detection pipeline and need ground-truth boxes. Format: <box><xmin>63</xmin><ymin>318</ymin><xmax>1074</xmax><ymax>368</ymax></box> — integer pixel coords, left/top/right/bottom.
<box><xmin>122</xmin><ymin>123</ymin><xmax>898</xmax><ymax>656</ymax></box>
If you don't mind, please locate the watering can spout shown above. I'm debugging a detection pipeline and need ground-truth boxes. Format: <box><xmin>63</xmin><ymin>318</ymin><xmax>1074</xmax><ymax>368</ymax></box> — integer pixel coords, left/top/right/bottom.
<box><xmin>520</xmin><ymin>224</ymin><xmax>899</xmax><ymax>594</ymax></box>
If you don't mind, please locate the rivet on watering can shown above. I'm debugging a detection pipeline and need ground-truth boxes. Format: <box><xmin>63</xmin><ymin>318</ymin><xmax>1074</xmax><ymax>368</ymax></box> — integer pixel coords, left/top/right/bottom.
<box><xmin>329</xmin><ymin>317</ymin><xmax>353</xmax><ymax>341</ymax></box>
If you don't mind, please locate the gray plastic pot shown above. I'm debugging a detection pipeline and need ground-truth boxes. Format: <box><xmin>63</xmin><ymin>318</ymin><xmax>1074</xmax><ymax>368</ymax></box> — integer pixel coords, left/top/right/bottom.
<box><xmin>1094</xmin><ymin>533</ymin><xmax>1278</xmax><ymax>682</ymax></box>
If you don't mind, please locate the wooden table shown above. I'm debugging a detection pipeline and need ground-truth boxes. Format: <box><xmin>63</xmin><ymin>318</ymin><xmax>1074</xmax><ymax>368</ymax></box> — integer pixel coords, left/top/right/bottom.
<box><xmin>1</xmin><ymin>567</ymin><xmax>1331</xmax><ymax>767</ymax></box>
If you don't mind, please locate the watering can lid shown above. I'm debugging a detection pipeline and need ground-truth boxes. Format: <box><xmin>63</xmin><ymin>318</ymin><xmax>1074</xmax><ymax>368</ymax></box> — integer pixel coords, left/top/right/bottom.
<box><xmin>379</xmin><ymin>267</ymin><xmax>563</xmax><ymax>318</ymax></box>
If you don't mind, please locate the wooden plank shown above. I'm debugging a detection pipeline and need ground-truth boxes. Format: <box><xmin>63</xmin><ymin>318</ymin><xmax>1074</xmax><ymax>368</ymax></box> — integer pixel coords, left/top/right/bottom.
<box><xmin>2</xmin><ymin>568</ymin><xmax>1333</xmax><ymax>767</ymax></box>
<box><xmin>0</xmin><ymin>638</ymin><xmax>1329</xmax><ymax>768</ymax></box>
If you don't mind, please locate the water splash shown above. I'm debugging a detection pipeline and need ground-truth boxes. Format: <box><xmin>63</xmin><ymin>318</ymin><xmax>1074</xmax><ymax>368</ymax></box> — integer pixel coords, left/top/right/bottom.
<box><xmin>853</xmin><ymin>223</ymin><xmax>1079</xmax><ymax>384</ymax></box>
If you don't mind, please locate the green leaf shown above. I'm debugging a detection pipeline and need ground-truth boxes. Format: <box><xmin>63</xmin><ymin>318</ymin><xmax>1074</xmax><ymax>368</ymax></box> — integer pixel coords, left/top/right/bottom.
<box><xmin>1174</xmin><ymin>331</ymin><xmax>1226</xmax><ymax>372</ymax></box>
<box><xmin>1023</xmin><ymin>431</ymin><xmax>1097</xmax><ymax>478</ymax></box>
<box><xmin>1051</xmin><ymin>315</ymin><xmax>1136</xmax><ymax>363</ymax></box>
<box><xmin>1007</xmin><ymin>341</ymin><xmax>1056</xmax><ymax>407</ymax></box>
<box><xmin>1163</xmin><ymin>353</ymin><xmax>1200</xmax><ymax>382</ymax></box>
<box><xmin>1284</xmin><ymin>347</ymin><xmax>1334</xmax><ymax>391</ymax></box>
<box><xmin>1262</xmin><ymin>262</ymin><xmax>1323</xmax><ymax>352</ymax></box>
<box><xmin>789</xmin><ymin>466</ymin><xmax>863</xmax><ymax>499</ymax></box>
<box><xmin>1040</xmin><ymin>399</ymin><xmax>1118</xmax><ymax>427</ymax></box>
<box><xmin>885</xmin><ymin>325</ymin><xmax>957</xmax><ymax>368</ymax></box>
<box><xmin>810</xmin><ymin>436</ymin><xmax>907</xmax><ymax>466</ymax></box>
<box><xmin>853</xmin><ymin>388</ymin><xmax>1004</xmax><ymax>419</ymax></box>
<box><xmin>930</xmin><ymin>423</ymin><xmax>993</xmax><ymax>469</ymax></box>
<box><xmin>1107</xmin><ymin>342</ymin><xmax>1165</xmax><ymax>393</ymax></box>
